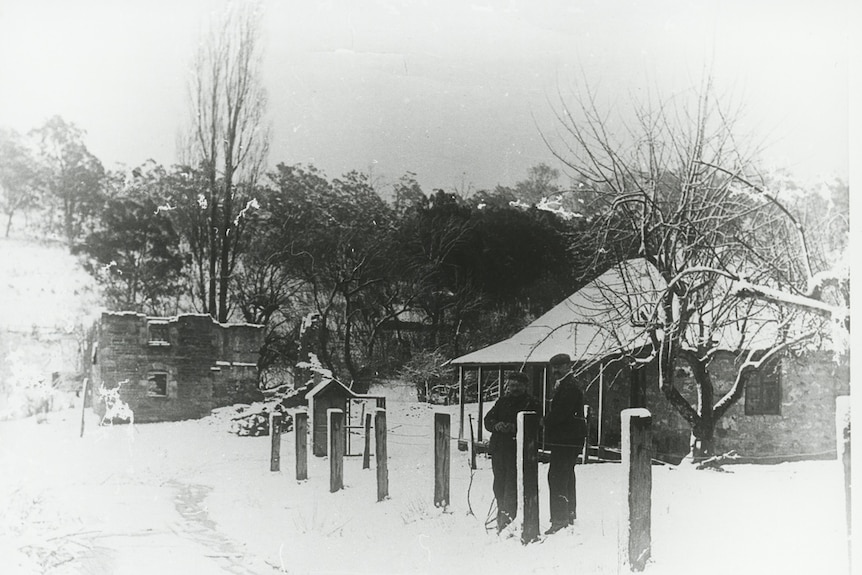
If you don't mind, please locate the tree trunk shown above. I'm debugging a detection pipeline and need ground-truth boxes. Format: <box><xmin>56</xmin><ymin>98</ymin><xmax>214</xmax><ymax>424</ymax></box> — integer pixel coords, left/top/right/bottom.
<box><xmin>64</xmin><ymin>195</ymin><xmax>74</xmax><ymax>247</ymax></box>
<box><xmin>343</xmin><ymin>293</ymin><xmax>357</xmax><ymax>382</ymax></box>
<box><xmin>317</xmin><ymin>311</ymin><xmax>333</xmax><ymax>373</ymax></box>
<box><xmin>195</xmin><ymin>249</ymin><xmax>208</xmax><ymax>313</ymax></box>
<box><xmin>218</xmin><ymin>170</ymin><xmax>234</xmax><ymax>323</ymax></box>
<box><xmin>658</xmin><ymin>362</ymin><xmax>699</xmax><ymax>428</ymax></box>
<box><xmin>452</xmin><ymin>315</ymin><xmax>462</xmax><ymax>358</ymax></box>
<box><xmin>689</xmin><ymin>423</ymin><xmax>715</xmax><ymax>462</ymax></box>
<box><xmin>207</xmin><ymin>184</ymin><xmax>218</xmax><ymax>318</ymax></box>
<box><xmin>686</xmin><ymin>351</ymin><xmax>716</xmax><ymax>461</ymax></box>
<box><xmin>657</xmin><ymin>342</ymin><xmax>710</xmax><ymax>462</ymax></box>
<box><xmin>629</xmin><ymin>367</ymin><xmax>646</xmax><ymax>408</ymax></box>
<box><xmin>430</xmin><ymin>305</ymin><xmax>442</xmax><ymax>350</ymax></box>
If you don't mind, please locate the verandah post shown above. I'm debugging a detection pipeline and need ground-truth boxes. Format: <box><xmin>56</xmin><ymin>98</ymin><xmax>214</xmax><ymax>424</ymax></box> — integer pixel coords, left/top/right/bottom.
<box><xmin>477</xmin><ymin>366</ymin><xmax>484</xmax><ymax>442</ymax></box>
<box><xmin>458</xmin><ymin>366</ymin><xmax>465</xmax><ymax>443</ymax></box>
<box><xmin>622</xmin><ymin>408</ymin><xmax>652</xmax><ymax>571</ymax></box>
<box><xmin>328</xmin><ymin>408</ymin><xmax>345</xmax><ymax>493</ymax></box>
<box><xmin>581</xmin><ymin>405</ymin><xmax>590</xmax><ymax>464</ymax></box>
<box><xmin>517</xmin><ymin>411</ymin><xmax>539</xmax><ymax>544</ymax></box>
<box><xmin>375</xmin><ymin>408</ymin><xmax>389</xmax><ymax>501</ymax></box>
<box><xmin>598</xmin><ymin>363</ymin><xmax>605</xmax><ymax>459</ymax></box>
<box><xmin>363</xmin><ymin>411</ymin><xmax>372</xmax><ymax>469</ymax></box>
<box><xmin>434</xmin><ymin>412</ymin><xmax>450</xmax><ymax>507</ymax></box>
<box><xmin>468</xmin><ymin>413</ymin><xmax>477</xmax><ymax>470</ymax></box>
<box><xmin>295</xmin><ymin>411</ymin><xmax>308</xmax><ymax>480</ymax></box>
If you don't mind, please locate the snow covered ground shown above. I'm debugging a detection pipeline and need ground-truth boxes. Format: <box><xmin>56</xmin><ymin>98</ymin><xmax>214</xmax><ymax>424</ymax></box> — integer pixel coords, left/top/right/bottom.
<box><xmin>0</xmin><ymin>386</ymin><xmax>850</xmax><ymax>575</ymax></box>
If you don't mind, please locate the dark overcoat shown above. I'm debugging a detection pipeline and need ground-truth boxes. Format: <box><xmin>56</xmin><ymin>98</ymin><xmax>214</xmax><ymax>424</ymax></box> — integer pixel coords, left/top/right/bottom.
<box><xmin>543</xmin><ymin>374</ymin><xmax>587</xmax><ymax>447</ymax></box>
<box><xmin>484</xmin><ymin>394</ymin><xmax>540</xmax><ymax>454</ymax></box>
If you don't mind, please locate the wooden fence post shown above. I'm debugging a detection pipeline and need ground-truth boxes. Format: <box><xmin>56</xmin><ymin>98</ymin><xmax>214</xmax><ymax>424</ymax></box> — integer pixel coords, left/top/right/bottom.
<box><xmin>363</xmin><ymin>412</ymin><xmax>372</xmax><ymax>469</ymax></box>
<box><xmin>328</xmin><ymin>408</ymin><xmax>345</xmax><ymax>492</ymax></box>
<box><xmin>295</xmin><ymin>412</ymin><xmax>308</xmax><ymax>481</ymax></box>
<box><xmin>836</xmin><ymin>395</ymin><xmax>851</xmax><ymax>568</ymax></box>
<box><xmin>434</xmin><ymin>412</ymin><xmax>450</xmax><ymax>507</ymax></box>
<box><xmin>79</xmin><ymin>377</ymin><xmax>89</xmax><ymax>438</ymax></box>
<box><xmin>270</xmin><ymin>413</ymin><xmax>282</xmax><ymax>472</ymax></box>
<box><xmin>375</xmin><ymin>408</ymin><xmax>389</xmax><ymax>501</ymax></box>
<box><xmin>517</xmin><ymin>411</ymin><xmax>539</xmax><ymax>544</ymax></box>
<box><xmin>622</xmin><ymin>408</ymin><xmax>652</xmax><ymax>572</ymax></box>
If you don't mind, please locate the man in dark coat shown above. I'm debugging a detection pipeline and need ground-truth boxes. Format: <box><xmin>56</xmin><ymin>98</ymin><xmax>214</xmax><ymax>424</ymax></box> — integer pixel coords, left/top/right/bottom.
<box><xmin>484</xmin><ymin>371</ymin><xmax>540</xmax><ymax>532</ymax></box>
<box><xmin>543</xmin><ymin>353</ymin><xmax>587</xmax><ymax>534</ymax></box>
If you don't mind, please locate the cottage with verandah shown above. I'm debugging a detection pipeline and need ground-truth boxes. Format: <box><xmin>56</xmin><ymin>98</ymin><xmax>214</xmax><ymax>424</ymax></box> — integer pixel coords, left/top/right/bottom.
<box><xmin>449</xmin><ymin>259</ymin><xmax>849</xmax><ymax>462</ymax></box>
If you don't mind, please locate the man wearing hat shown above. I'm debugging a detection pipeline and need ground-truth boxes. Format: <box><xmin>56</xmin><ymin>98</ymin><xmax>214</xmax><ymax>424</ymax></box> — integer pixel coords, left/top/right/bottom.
<box><xmin>484</xmin><ymin>371</ymin><xmax>540</xmax><ymax>532</ymax></box>
<box><xmin>543</xmin><ymin>352</ymin><xmax>587</xmax><ymax>534</ymax></box>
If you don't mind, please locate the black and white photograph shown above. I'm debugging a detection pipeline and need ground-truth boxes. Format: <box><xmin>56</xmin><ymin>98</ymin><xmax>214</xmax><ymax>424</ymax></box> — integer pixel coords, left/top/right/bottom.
<box><xmin>0</xmin><ymin>1</ymin><xmax>852</xmax><ymax>573</ymax></box>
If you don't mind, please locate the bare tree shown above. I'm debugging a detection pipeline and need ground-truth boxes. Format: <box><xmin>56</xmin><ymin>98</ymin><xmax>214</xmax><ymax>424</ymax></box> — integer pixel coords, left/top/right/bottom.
<box><xmin>545</xmin><ymin>78</ymin><xmax>847</xmax><ymax>460</ymax></box>
<box><xmin>182</xmin><ymin>0</ymin><xmax>270</xmax><ymax>322</ymax></box>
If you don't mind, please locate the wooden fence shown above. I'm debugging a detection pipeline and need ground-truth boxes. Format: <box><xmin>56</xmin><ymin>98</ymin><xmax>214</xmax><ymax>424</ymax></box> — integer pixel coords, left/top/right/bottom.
<box><xmin>276</xmin><ymin>406</ymin><xmax>655</xmax><ymax>562</ymax></box>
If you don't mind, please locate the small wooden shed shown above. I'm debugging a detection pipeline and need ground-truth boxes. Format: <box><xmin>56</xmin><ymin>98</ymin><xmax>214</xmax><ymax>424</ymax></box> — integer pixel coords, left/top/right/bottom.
<box><xmin>306</xmin><ymin>379</ymin><xmax>386</xmax><ymax>457</ymax></box>
<box><xmin>306</xmin><ymin>379</ymin><xmax>353</xmax><ymax>456</ymax></box>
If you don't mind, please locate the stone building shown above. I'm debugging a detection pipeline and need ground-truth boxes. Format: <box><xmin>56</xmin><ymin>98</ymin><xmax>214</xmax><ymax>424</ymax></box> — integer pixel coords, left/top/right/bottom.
<box><xmin>86</xmin><ymin>312</ymin><xmax>264</xmax><ymax>423</ymax></box>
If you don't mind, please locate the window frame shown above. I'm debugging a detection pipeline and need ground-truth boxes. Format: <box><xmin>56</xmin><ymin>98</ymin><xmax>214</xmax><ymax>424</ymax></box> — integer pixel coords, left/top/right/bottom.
<box><xmin>147</xmin><ymin>322</ymin><xmax>170</xmax><ymax>346</ymax></box>
<box><xmin>147</xmin><ymin>371</ymin><xmax>169</xmax><ymax>398</ymax></box>
<box><xmin>744</xmin><ymin>360</ymin><xmax>782</xmax><ymax>416</ymax></box>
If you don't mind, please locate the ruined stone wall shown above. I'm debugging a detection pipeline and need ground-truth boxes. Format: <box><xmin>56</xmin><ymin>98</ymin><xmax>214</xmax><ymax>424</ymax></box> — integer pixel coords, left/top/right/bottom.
<box><xmin>93</xmin><ymin>312</ymin><xmax>263</xmax><ymax>423</ymax></box>
<box><xmin>93</xmin><ymin>312</ymin><xmax>146</xmax><ymax>420</ymax></box>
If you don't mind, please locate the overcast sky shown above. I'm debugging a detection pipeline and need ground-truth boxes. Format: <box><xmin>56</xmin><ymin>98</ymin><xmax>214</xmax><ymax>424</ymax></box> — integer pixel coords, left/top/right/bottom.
<box><xmin>0</xmin><ymin>0</ymin><xmax>849</xmax><ymax>192</ymax></box>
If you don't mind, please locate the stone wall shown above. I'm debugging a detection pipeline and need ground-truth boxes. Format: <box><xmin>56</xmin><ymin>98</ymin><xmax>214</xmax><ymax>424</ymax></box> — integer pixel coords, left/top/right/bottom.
<box><xmin>90</xmin><ymin>312</ymin><xmax>263</xmax><ymax>423</ymax></box>
<box><xmin>575</xmin><ymin>350</ymin><xmax>848</xmax><ymax>460</ymax></box>
<box><xmin>712</xmin><ymin>351</ymin><xmax>849</xmax><ymax>458</ymax></box>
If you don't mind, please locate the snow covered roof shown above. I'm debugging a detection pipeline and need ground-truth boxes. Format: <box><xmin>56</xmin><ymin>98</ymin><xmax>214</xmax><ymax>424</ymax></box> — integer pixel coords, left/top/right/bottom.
<box><xmin>450</xmin><ymin>259</ymin><xmax>663</xmax><ymax>366</ymax></box>
<box><xmin>305</xmin><ymin>378</ymin><xmax>356</xmax><ymax>399</ymax></box>
<box><xmin>450</xmin><ymin>258</ymin><xmax>782</xmax><ymax>367</ymax></box>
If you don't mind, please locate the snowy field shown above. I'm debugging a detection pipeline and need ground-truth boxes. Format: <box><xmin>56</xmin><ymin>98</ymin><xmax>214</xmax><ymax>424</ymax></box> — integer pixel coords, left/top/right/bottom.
<box><xmin>0</xmin><ymin>385</ymin><xmax>850</xmax><ymax>575</ymax></box>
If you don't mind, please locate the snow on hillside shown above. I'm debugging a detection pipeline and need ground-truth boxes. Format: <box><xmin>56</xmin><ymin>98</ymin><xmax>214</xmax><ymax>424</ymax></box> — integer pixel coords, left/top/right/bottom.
<box><xmin>0</xmin><ymin>237</ymin><xmax>103</xmax><ymax>418</ymax></box>
<box><xmin>0</xmin><ymin>237</ymin><xmax>101</xmax><ymax>331</ymax></box>
<box><xmin>0</xmin><ymin>388</ymin><xmax>850</xmax><ymax>575</ymax></box>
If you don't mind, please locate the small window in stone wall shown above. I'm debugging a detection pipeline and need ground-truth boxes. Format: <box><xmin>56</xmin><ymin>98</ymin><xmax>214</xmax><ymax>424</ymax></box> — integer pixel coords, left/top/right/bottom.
<box><xmin>745</xmin><ymin>361</ymin><xmax>781</xmax><ymax>415</ymax></box>
<box><xmin>147</xmin><ymin>372</ymin><xmax>168</xmax><ymax>397</ymax></box>
<box><xmin>148</xmin><ymin>322</ymin><xmax>170</xmax><ymax>345</ymax></box>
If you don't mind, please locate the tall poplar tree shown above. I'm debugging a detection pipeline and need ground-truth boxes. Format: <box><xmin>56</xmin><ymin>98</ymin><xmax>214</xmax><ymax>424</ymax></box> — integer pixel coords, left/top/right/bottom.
<box><xmin>182</xmin><ymin>0</ymin><xmax>270</xmax><ymax>321</ymax></box>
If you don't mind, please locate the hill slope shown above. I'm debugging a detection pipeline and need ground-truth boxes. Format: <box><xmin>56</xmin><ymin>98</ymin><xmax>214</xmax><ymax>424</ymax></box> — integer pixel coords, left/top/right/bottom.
<box><xmin>0</xmin><ymin>237</ymin><xmax>102</xmax><ymax>417</ymax></box>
